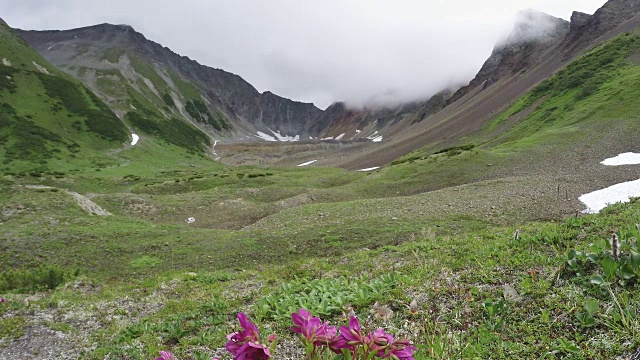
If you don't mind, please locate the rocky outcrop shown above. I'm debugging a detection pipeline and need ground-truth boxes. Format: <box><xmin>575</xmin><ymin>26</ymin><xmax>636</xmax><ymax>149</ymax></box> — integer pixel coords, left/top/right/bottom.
<box><xmin>447</xmin><ymin>9</ymin><xmax>570</xmax><ymax>106</ymax></box>
<box><xmin>562</xmin><ymin>0</ymin><xmax>640</xmax><ymax>56</ymax></box>
<box><xmin>570</xmin><ymin>11</ymin><xmax>592</xmax><ymax>32</ymax></box>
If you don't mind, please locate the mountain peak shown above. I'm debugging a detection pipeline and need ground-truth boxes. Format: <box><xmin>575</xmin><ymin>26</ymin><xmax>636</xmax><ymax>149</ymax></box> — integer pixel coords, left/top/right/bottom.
<box><xmin>505</xmin><ymin>9</ymin><xmax>570</xmax><ymax>46</ymax></box>
<box><xmin>570</xmin><ymin>11</ymin><xmax>592</xmax><ymax>29</ymax></box>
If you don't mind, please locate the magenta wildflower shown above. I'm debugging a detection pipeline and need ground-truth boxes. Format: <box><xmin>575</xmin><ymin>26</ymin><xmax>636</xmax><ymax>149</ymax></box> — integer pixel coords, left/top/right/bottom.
<box><xmin>155</xmin><ymin>351</ymin><xmax>176</xmax><ymax>360</ymax></box>
<box><xmin>291</xmin><ymin>309</ymin><xmax>337</xmax><ymax>346</ymax></box>
<box><xmin>0</xmin><ymin>298</ymin><xmax>5</xmax><ymax>303</ymax></box>
<box><xmin>225</xmin><ymin>313</ymin><xmax>271</xmax><ymax>359</ymax></box>
<box><xmin>334</xmin><ymin>316</ymin><xmax>365</xmax><ymax>350</ymax></box>
<box><xmin>291</xmin><ymin>308</ymin><xmax>313</xmax><ymax>333</ymax></box>
<box><xmin>365</xmin><ymin>328</ymin><xmax>394</xmax><ymax>352</ymax></box>
<box><xmin>380</xmin><ymin>339</ymin><xmax>418</xmax><ymax>360</ymax></box>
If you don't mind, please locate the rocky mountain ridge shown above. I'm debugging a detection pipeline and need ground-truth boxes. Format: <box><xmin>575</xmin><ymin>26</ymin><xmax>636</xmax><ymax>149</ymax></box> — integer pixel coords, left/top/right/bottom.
<box><xmin>8</xmin><ymin>0</ymin><xmax>640</xmax><ymax>168</ymax></box>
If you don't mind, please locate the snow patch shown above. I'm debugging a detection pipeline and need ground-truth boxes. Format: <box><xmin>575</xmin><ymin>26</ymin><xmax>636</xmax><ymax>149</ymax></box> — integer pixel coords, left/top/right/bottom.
<box><xmin>2</xmin><ymin>58</ymin><xmax>11</xmax><ymax>66</ymax></box>
<box><xmin>212</xmin><ymin>140</ymin><xmax>221</xmax><ymax>160</ymax></box>
<box><xmin>366</xmin><ymin>131</ymin><xmax>383</xmax><ymax>143</ymax></box>
<box><xmin>130</xmin><ymin>134</ymin><xmax>139</xmax><ymax>146</ymax></box>
<box><xmin>335</xmin><ymin>133</ymin><xmax>346</xmax><ymax>140</ymax></box>
<box><xmin>357</xmin><ymin>167</ymin><xmax>381</xmax><ymax>172</ymax></box>
<box><xmin>269</xmin><ymin>129</ymin><xmax>300</xmax><ymax>142</ymax></box>
<box><xmin>256</xmin><ymin>131</ymin><xmax>278</xmax><ymax>142</ymax></box>
<box><xmin>579</xmin><ymin>179</ymin><xmax>640</xmax><ymax>214</ymax></box>
<box><xmin>47</xmin><ymin>44</ymin><xmax>58</xmax><ymax>51</ymax></box>
<box><xmin>297</xmin><ymin>160</ymin><xmax>317</xmax><ymax>167</ymax></box>
<box><xmin>601</xmin><ymin>152</ymin><xmax>640</xmax><ymax>166</ymax></box>
<box><xmin>356</xmin><ymin>130</ymin><xmax>361</xmax><ymax>134</ymax></box>
<box><xmin>255</xmin><ymin>129</ymin><xmax>301</xmax><ymax>142</ymax></box>
<box><xmin>32</xmin><ymin>61</ymin><xmax>50</xmax><ymax>75</ymax></box>
<box><xmin>186</xmin><ymin>217</ymin><xmax>196</xmax><ymax>224</ymax></box>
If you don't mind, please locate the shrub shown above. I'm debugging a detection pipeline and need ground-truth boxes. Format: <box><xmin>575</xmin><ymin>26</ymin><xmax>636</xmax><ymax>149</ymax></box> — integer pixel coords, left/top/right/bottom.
<box><xmin>37</xmin><ymin>73</ymin><xmax>128</xmax><ymax>142</ymax></box>
<box><xmin>0</xmin><ymin>265</ymin><xmax>78</xmax><ymax>293</ymax></box>
<box><xmin>127</xmin><ymin>112</ymin><xmax>210</xmax><ymax>153</ymax></box>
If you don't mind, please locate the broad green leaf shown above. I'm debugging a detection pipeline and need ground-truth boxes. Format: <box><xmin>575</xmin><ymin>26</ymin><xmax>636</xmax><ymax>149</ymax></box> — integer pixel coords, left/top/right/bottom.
<box><xmin>601</xmin><ymin>256</ymin><xmax>617</xmax><ymax>279</ymax></box>
<box><xmin>584</xmin><ymin>299</ymin><xmax>599</xmax><ymax>316</ymax></box>
<box><xmin>590</xmin><ymin>274</ymin><xmax>605</xmax><ymax>285</ymax></box>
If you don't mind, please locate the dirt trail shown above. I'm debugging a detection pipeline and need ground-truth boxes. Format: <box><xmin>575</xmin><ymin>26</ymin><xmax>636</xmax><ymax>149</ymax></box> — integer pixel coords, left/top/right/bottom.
<box><xmin>23</xmin><ymin>185</ymin><xmax>112</xmax><ymax>216</ymax></box>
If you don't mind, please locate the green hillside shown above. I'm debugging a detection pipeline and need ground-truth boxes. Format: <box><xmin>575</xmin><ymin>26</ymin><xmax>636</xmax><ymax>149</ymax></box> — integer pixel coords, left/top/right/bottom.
<box><xmin>0</xmin><ymin>20</ymin><xmax>128</xmax><ymax>174</ymax></box>
<box><xmin>0</xmin><ymin>20</ymin><xmax>216</xmax><ymax>177</ymax></box>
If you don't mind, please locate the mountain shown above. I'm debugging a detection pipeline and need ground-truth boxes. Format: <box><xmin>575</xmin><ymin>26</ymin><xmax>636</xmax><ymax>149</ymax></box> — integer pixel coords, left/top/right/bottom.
<box><xmin>9</xmin><ymin>0</ymin><xmax>640</xmax><ymax>171</ymax></box>
<box><xmin>0</xmin><ymin>18</ymin><xmax>133</xmax><ymax>174</ymax></box>
<box><xmin>446</xmin><ymin>9</ymin><xmax>570</xmax><ymax>106</ymax></box>
<box><xmin>16</xmin><ymin>22</ymin><xmax>456</xmax><ymax>149</ymax></box>
<box><xmin>16</xmin><ymin>23</ymin><xmax>329</xmax><ymax>142</ymax></box>
<box><xmin>335</xmin><ymin>0</ymin><xmax>640</xmax><ymax>170</ymax></box>
<box><xmin>562</xmin><ymin>0</ymin><xmax>640</xmax><ymax>56</ymax></box>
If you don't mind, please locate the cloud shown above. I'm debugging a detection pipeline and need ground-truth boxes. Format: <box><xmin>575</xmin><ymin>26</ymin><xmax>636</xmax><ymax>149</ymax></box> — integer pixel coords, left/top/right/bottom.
<box><xmin>1</xmin><ymin>0</ymin><xmax>606</xmax><ymax>109</ymax></box>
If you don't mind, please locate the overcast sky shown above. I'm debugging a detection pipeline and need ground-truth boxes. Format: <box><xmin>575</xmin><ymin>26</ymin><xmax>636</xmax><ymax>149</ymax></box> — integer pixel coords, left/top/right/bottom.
<box><xmin>2</xmin><ymin>0</ymin><xmax>606</xmax><ymax>109</ymax></box>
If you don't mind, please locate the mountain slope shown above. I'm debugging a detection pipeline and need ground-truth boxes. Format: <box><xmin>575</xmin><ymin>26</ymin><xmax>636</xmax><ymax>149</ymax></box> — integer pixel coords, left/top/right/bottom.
<box><xmin>0</xmin><ymin>18</ymin><xmax>132</xmax><ymax>174</ymax></box>
<box><xmin>336</xmin><ymin>0</ymin><xmax>640</xmax><ymax>170</ymax></box>
<box><xmin>17</xmin><ymin>22</ymin><xmax>456</xmax><ymax>149</ymax></box>
<box><xmin>446</xmin><ymin>9</ymin><xmax>570</xmax><ymax>106</ymax></box>
<box><xmin>17</xmin><ymin>24</ymin><xmax>329</xmax><ymax>142</ymax></box>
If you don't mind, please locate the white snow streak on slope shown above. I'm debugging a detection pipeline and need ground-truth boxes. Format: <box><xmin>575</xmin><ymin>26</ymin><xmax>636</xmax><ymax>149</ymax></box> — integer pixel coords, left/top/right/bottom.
<box><xmin>297</xmin><ymin>160</ymin><xmax>317</xmax><ymax>167</ymax></box>
<box><xmin>130</xmin><ymin>134</ymin><xmax>139</xmax><ymax>146</ymax></box>
<box><xmin>357</xmin><ymin>167</ymin><xmax>380</xmax><ymax>172</ymax></box>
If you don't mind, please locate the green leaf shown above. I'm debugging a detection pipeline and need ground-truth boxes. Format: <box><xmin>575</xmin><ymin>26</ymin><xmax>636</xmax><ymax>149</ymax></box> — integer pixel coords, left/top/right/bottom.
<box><xmin>631</xmin><ymin>250</ymin><xmax>640</xmax><ymax>268</ymax></box>
<box><xmin>584</xmin><ymin>299</ymin><xmax>599</xmax><ymax>316</ymax></box>
<box><xmin>601</xmin><ymin>256</ymin><xmax>617</xmax><ymax>279</ymax></box>
<box><xmin>620</xmin><ymin>263</ymin><xmax>636</xmax><ymax>280</ymax></box>
<box><xmin>590</xmin><ymin>274</ymin><xmax>605</xmax><ymax>286</ymax></box>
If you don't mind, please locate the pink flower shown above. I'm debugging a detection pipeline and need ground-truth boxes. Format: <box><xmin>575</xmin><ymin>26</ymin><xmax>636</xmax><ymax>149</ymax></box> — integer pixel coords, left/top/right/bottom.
<box><xmin>0</xmin><ymin>298</ymin><xmax>5</xmax><ymax>303</ymax></box>
<box><xmin>291</xmin><ymin>308</ymin><xmax>313</xmax><ymax>334</ymax></box>
<box><xmin>225</xmin><ymin>313</ymin><xmax>271</xmax><ymax>359</ymax></box>
<box><xmin>230</xmin><ymin>341</ymin><xmax>271</xmax><ymax>360</ymax></box>
<box><xmin>155</xmin><ymin>351</ymin><xmax>175</xmax><ymax>360</ymax></box>
<box><xmin>335</xmin><ymin>316</ymin><xmax>365</xmax><ymax>350</ymax></box>
<box><xmin>380</xmin><ymin>339</ymin><xmax>417</xmax><ymax>360</ymax></box>
<box><xmin>290</xmin><ymin>309</ymin><xmax>337</xmax><ymax>346</ymax></box>
<box><xmin>365</xmin><ymin>328</ymin><xmax>394</xmax><ymax>351</ymax></box>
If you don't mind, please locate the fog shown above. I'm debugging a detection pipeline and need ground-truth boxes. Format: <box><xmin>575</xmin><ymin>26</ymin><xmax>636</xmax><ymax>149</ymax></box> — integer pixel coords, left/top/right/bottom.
<box><xmin>1</xmin><ymin>0</ymin><xmax>606</xmax><ymax>109</ymax></box>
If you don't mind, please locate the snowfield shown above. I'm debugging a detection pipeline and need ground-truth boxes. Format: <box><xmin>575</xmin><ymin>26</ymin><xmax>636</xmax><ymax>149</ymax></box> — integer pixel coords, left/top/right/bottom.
<box><xmin>579</xmin><ymin>179</ymin><xmax>640</xmax><ymax>214</ymax></box>
<box><xmin>579</xmin><ymin>153</ymin><xmax>640</xmax><ymax>213</ymax></box>
<box><xmin>255</xmin><ymin>129</ymin><xmax>300</xmax><ymax>142</ymax></box>
<box><xmin>601</xmin><ymin>152</ymin><xmax>640</xmax><ymax>166</ymax></box>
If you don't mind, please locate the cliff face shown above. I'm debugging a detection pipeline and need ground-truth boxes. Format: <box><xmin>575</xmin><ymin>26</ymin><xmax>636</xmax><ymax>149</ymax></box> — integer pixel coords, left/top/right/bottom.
<box><xmin>562</xmin><ymin>0</ymin><xmax>640</xmax><ymax>56</ymax></box>
<box><xmin>446</xmin><ymin>10</ymin><xmax>570</xmax><ymax>106</ymax></box>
